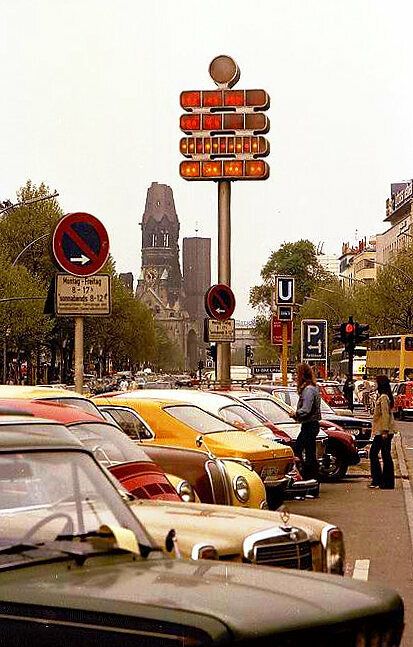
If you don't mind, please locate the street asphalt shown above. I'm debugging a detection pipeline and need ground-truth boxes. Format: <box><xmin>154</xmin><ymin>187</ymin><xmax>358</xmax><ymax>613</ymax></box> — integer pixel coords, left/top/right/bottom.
<box><xmin>287</xmin><ymin>416</ymin><xmax>413</xmax><ymax>646</ymax></box>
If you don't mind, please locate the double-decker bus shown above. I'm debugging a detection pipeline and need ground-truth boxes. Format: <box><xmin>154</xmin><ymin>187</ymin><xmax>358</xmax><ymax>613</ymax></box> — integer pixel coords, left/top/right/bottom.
<box><xmin>366</xmin><ymin>335</ymin><xmax>413</xmax><ymax>380</ymax></box>
<box><xmin>330</xmin><ymin>346</ymin><xmax>367</xmax><ymax>378</ymax></box>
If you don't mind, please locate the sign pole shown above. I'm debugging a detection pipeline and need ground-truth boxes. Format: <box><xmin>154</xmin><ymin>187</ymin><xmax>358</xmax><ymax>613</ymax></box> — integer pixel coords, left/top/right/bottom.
<box><xmin>217</xmin><ymin>179</ymin><xmax>231</xmax><ymax>386</ymax></box>
<box><xmin>74</xmin><ymin>316</ymin><xmax>84</xmax><ymax>394</ymax></box>
<box><xmin>281</xmin><ymin>322</ymin><xmax>288</xmax><ymax>386</ymax></box>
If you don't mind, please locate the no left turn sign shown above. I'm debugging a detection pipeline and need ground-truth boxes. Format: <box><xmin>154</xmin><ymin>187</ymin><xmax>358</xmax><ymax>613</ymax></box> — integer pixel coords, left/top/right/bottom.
<box><xmin>52</xmin><ymin>212</ymin><xmax>110</xmax><ymax>277</ymax></box>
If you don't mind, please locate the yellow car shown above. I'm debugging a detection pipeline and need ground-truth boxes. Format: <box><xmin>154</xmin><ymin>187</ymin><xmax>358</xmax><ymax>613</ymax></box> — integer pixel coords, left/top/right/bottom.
<box><xmin>93</xmin><ymin>392</ymin><xmax>295</xmax><ymax>508</ymax></box>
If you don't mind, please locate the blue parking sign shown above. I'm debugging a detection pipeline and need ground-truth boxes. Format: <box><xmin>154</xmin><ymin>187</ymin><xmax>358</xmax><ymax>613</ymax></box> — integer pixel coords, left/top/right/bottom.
<box><xmin>301</xmin><ymin>319</ymin><xmax>327</xmax><ymax>361</ymax></box>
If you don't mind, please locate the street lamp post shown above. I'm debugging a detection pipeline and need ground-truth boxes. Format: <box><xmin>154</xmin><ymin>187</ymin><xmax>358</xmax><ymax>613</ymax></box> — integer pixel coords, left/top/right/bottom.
<box><xmin>303</xmin><ymin>296</ymin><xmax>341</xmax><ymax>319</ymax></box>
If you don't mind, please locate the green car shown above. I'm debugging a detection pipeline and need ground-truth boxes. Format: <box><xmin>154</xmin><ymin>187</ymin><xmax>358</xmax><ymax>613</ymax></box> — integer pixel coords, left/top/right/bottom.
<box><xmin>0</xmin><ymin>414</ymin><xmax>404</xmax><ymax>646</ymax></box>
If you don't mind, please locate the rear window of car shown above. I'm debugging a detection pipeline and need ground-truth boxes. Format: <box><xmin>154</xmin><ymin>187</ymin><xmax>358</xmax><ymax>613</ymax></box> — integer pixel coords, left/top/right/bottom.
<box><xmin>244</xmin><ymin>397</ymin><xmax>292</xmax><ymax>423</ymax></box>
<box><xmin>164</xmin><ymin>405</ymin><xmax>235</xmax><ymax>434</ymax></box>
<box><xmin>68</xmin><ymin>422</ymin><xmax>151</xmax><ymax>464</ymax></box>
<box><xmin>43</xmin><ymin>397</ymin><xmax>104</xmax><ymax>418</ymax></box>
<box><xmin>218</xmin><ymin>404</ymin><xmax>264</xmax><ymax>428</ymax></box>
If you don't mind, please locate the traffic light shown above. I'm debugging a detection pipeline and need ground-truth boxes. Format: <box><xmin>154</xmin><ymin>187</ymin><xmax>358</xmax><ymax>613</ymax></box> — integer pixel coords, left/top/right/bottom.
<box><xmin>355</xmin><ymin>323</ymin><xmax>369</xmax><ymax>344</ymax></box>
<box><xmin>343</xmin><ymin>319</ymin><xmax>356</xmax><ymax>352</ymax></box>
<box><xmin>207</xmin><ymin>345</ymin><xmax>217</xmax><ymax>362</ymax></box>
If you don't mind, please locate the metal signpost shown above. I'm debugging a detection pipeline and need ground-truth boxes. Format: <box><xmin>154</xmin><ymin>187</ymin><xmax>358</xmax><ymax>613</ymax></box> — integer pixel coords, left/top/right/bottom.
<box><xmin>52</xmin><ymin>212</ymin><xmax>110</xmax><ymax>394</ymax></box>
<box><xmin>301</xmin><ymin>319</ymin><xmax>328</xmax><ymax>376</ymax></box>
<box><xmin>180</xmin><ymin>55</ymin><xmax>270</xmax><ymax>384</ymax></box>
<box><xmin>272</xmin><ymin>276</ymin><xmax>295</xmax><ymax>386</ymax></box>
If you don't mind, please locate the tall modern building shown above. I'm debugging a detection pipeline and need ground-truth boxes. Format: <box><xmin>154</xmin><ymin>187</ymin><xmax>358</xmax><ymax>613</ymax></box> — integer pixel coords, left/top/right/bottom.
<box><xmin>136</xmin><ymin>182</ymin><xmax>211</xmax><ymax>369</ymax></box>
<box><xmin>183</xmin><ymin>237</ymin><xmax>211</xmax><ymax>320</ymax></box>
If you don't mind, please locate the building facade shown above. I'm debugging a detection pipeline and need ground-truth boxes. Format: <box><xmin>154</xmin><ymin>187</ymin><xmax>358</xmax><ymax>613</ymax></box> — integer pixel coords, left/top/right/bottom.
<box><xmin>376</xmin><ymin>180</ymin><xmax>413</xmax><ymax>265</ymax></box>
<box><xmin>316</xmin><ymin>253</ymin><xmax>340</xmax><ymax>277</ymax></box>
<box><xmin>135</xmin><ymin>182</ymin><xmax>210</xmax><ymax>370</ymax></box>
<box><xmin>339</xmin><ymin>238</ymin><xmax>376</xmax><ymax>286</ymax></box>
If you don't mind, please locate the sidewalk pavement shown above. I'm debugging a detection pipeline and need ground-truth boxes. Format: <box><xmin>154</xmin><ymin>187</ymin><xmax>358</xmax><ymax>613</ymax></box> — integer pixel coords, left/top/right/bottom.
<box><xmin>287</xmin><ymin>427</ymin><xmax>413</xmax><ymax>646</ymax></box>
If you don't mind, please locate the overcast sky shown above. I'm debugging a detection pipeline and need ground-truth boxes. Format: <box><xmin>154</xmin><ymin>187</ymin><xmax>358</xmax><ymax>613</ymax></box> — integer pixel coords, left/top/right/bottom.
<box><xmin>1</xmin><ymin>0</ymin><xmax>413</xmax><ymax>320</ymax></box>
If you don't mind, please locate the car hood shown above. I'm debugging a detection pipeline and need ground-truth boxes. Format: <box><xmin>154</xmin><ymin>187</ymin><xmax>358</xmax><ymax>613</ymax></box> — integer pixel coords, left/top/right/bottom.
<box><xmin>0</xmin><ymin>555</ymin><xmax>402</xmax><ymax>639</ymax></box>
<box><xmin>129</xmin><ymin>499</ymin><xmax>306</xmax><ymax>555</ymax></box>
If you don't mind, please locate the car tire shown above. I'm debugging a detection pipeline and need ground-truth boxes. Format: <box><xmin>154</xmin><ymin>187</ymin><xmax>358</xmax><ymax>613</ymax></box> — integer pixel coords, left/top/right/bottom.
<box><xmin>319</xmin><ymin>451</ymin><xmax>348</xmax><ymax>482</ymax></box>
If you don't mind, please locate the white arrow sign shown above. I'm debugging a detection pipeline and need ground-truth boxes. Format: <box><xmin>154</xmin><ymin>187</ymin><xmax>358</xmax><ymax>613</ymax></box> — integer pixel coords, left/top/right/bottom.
<box><xmin>70</xmin><ymin>254</ymin><xmax>90</xmax><ymax>265</ymax></box>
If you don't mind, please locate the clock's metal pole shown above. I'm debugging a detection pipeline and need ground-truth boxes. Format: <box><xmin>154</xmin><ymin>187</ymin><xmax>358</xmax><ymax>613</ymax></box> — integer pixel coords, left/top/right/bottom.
<box><xmin>216</xmin><ymin>179</ymin><xmax>231</xmax><ymax>386</ymax></box>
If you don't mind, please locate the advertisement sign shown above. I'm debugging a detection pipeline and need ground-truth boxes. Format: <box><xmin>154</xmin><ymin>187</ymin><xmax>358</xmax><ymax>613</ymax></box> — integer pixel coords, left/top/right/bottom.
<box><xmin>270</xmin><ymin>315</ymin><xmax>293</xmax><ymax>346</ymax></box>
<box><xmin>55</xmin><ymin>274</ymin><xmax>111</xmax><ymax>316</ymax></box>
<box><xmin>301</xmin><ymin>319</ymin><xmax>327</xmax><ymax>361</ymax></box>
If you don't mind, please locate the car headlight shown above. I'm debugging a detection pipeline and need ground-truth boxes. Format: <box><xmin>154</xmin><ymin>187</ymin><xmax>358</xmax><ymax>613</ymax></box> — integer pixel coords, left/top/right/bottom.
<box><xmin>321</xmin><ymin>526</ymin><xmax>345</xmax><ymax>575</ymax></box>
<box><xmin>233</xmin><ymin>475</ymin><xmax>250</xmax><ymax>503</ymax></box>
<box><xmin>177</xmin><ymin>480</ymin><xmax>196</xmax><ymax>503</ymax></box>
<box><xmin>352</xmin><ymin>429</ymin><xmax>360</xmax><ymax>436</ymax></box>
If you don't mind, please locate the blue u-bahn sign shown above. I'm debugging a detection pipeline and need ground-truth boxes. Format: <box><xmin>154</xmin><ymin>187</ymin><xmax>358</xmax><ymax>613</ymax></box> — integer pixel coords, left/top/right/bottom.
<box><xmin>301</xmin><ymin>319</ymin><xmax>327</xmax><ymax>361</ymax></box>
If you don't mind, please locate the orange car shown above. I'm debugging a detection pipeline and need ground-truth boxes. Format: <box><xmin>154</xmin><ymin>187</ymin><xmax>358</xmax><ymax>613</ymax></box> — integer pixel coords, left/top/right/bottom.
<box><xmin>93</xmin><ymin>393</ymin><xmax>295</xmax><ymax>508</ymax></box>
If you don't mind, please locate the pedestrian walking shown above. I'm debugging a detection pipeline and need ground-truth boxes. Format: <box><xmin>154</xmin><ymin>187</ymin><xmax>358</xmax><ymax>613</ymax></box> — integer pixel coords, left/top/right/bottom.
<box><xmin>369</xmin><ymin>375</ymin><xmax>396</xmax><ymax>490</ymax></box>
<box><xmin>290</xmin><ymin>363</ymin><xmax>321</xmax><ymax>480</ymax></box>
<box><xmin>343</xmin><ymin>376</ymin><xmax>354</xmax><ymax>409</ymax></box>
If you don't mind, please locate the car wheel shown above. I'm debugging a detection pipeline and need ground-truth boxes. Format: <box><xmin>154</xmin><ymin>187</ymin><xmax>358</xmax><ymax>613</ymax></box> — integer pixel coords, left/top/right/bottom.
<box><xmin>320</xmin><ymin>452</ymin><xmax>348</xmax><ymax>482</ymax></box>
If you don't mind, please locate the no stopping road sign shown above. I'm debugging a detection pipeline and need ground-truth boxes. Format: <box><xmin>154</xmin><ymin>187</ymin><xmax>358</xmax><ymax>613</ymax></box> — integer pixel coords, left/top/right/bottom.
<box><xmin>52</xmin><ymin>212</ymin><xmax>110</xmax><ymax>277</ymax></box>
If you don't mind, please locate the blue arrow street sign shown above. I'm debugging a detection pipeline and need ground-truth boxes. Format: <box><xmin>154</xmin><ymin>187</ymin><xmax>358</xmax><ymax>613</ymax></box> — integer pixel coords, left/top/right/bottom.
<box><xmin>301</xmin><ymin>319</ymin><xmax>327</xmax><ymax>361</ymax></box>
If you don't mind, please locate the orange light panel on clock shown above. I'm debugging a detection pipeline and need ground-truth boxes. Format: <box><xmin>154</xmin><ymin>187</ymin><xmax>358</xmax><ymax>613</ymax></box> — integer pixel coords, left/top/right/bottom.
<box><xmin>202</xmin><ymin>161</ymin><xmax>222</xmax><ymax>177</ymax></box>
<box><xmin>180</xmin><ymin>114</ymin><xmax>201</xmax><ymax>132</ymax></box>
<box><xmin>245</xmin><ymin>89</ymin><xmax>269</xmax><ymax>108</ymax></box>
<box><xmin>202</xmin><ymin>90</ymin><xmax>223</xmax><ymax>107</ymax></box>
<box><xmin>180</xmin><ymin>161</ymin><xmax>200</xmax><ymax>177</ymax></box>
<box><xmin>224</xmin><ymin>90</ymin><xmax>244</xmax><ymax>106</ymax></box>
<box><xmin>245</xmin><ymin>160</ymin><xmax>267</xmax><ymax>177</ymax></box>
<box><xmin>203</xmin><ymin>114</ymin><xmax>222</xmax><ymax>130</ymax></box>
<box><xmin>180</xmin><ymin>91</ymin><xmax>201</xmax><ymax>109</ymax></box>
<box><xmin>223</xmin><ymin>113</ymin><xmax>244</xmax><ymax>130</ymax></box>
<box><xmin>245</xmin><ymin>113</ymin><xmax>267</xmax><ymax>131</ymax></box>
<box><xmin>196</xmin><ymin>138</ymin><xmax>203</xmax><ymax>153</ymax></box>
<box><xmin>223</xmin><ymin>161</ymin><xmax>243</xmax><ymax>177</ymax></box>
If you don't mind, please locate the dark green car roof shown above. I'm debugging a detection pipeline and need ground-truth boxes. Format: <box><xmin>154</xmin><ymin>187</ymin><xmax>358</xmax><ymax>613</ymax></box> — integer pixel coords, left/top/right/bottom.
<box><xmin>0</xmin><ymin>416</ymin><xmax>83</xmax><ymax>451</ymax></box>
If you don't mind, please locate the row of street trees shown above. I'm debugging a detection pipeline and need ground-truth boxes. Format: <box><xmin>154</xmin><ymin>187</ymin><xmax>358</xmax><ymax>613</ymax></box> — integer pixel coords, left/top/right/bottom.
<box><xmin>250</xmin><ymin>239</ymin><xmax>413</xmax><ymax>365</ymax></box>
<box><xmin>0</xmin><ymin>181</ymin><xmax>183</xmax><ymax>384</ymax></box>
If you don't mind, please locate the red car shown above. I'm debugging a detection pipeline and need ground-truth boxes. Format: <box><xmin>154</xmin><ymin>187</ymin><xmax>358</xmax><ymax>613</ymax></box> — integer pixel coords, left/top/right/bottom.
<box><xmin>318</xmin><ymin>383</ymin><xmax>349</xmax><ymax>409</ymax></box>
<box><xmin>0</xmin><ymin>399</ymin><xmax>182</xmax><ymax>502</ymax></box>
<box><xmin>393</xmin><ymin>381</ymin><xmax>413</xmax><ymax>419</ymax></box>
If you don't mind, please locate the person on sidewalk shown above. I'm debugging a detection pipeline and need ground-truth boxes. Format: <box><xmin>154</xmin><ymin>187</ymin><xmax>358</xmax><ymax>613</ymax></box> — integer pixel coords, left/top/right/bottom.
<box><xmin>290</xmin><ymin>363</ymin><xmax>321</xmax><ymax>480</ymax></box>
<box><xmin>369</xmin><ymin>374</ymin><xmax>396</xmax><ymax>489</ymax></box>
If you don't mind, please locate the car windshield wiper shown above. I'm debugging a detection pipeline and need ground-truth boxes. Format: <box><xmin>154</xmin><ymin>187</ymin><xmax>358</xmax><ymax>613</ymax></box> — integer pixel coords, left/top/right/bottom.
<box><xmin>55</xmin><ymin>530</ymin><xmax>162</xmax><ymax>558</ymax></box>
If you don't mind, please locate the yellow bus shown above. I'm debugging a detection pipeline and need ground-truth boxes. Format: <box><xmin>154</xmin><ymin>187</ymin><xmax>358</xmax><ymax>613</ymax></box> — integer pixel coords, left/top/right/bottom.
<box><xmin>366</xmin><ymin>334</ymin><xmax>413</xmax><ymax>380</ymax></box>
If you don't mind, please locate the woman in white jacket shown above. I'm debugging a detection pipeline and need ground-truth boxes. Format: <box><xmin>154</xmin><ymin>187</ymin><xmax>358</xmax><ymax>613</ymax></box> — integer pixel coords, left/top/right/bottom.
<box><xmin>369</xmin><ymin>375</ymin><xmax>396</xmax><ymax>489</ymax></box>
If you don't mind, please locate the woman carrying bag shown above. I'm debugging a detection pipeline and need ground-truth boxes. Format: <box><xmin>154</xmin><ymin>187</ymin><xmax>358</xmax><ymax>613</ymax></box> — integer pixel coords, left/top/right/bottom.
<box><xmin>369</xmin><ymin>375</ymin><xmax>396</xmax><ymax>489</ymax></box>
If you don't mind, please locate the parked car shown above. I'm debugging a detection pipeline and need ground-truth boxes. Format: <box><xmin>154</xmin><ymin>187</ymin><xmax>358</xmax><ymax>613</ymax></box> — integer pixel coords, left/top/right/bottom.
<box><xmin>0</xmin><ymin>401</ymin><xmax>345</xmax><ymax>574</ymax></box>
<box><xmin>0</xmin><ymin>415</ymin><xmax>405</xmax><ymax>645</ymax></box>
<box><xmin>0</xmin><ymin>384</ymin><xmax>105</xmax><ymax>418</ymax></box>
<box><xmin>393</xmin><ymin>381</ymin><xmax>413</xmax><ymax>419</ymax></box>
<box><xmin>93</xmin><ymin>391</ymin><xmax>295</xmax><ymax>508</ymax></box>
<box><xmin>271</xmin><ymin>385</ymin><xmax>372</xmax><ymax>448</ymax></box>
<box><xmin>232</xmin><ymin>389</ymin><xmax>361</xmax><ymax>481</ymax></box>
<box><xmin>318</xmin><ymin>382</ymin><xmax>354</xmax><ymax>415</ymax></box>
<box><xmin>98</xmin><ymin>403</ymin><xmax>268</xmax><ymax>508</ymax></box>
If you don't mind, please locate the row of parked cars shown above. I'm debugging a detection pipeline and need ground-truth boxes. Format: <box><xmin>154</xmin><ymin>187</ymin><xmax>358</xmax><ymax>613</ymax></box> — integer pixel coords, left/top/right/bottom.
<box><xmin>0</xmin><ymin>383</ymin><xmax>405</xmax><ymax>645</ymax></box>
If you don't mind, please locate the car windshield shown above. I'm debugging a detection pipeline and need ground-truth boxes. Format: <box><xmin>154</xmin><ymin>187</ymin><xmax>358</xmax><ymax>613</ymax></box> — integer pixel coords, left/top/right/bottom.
<box><xmin>68</xmin><ymin>422</ymin><xmax>152</xmax><ymax>465</ymax></box>
<box><xmin>44</xmin><ymin>397</ymin><xmax>104</xmax><ymax>418</ymax></box>
<box><xmin>278</xmin><ymin>390</ymin><xmax>333</xmax><ymax>415</ymax></box>
<box><xmin>244</xmin><ymin>397</ymin><xmax>293</xmax><ymax>423</ymax></box>
<box><xmin>164</xmin><ymin>405</ymin><xmax>236</xmax><ymax>433</ymax></box>
<box><xmin>0</xmin><ymin>450</ymin><xmax>153</xmax><ymax>548</ymax></box>
<box><xmin>218</xmin><ymin>404</ymin><xmax>265</xmax><ymax>428</ymax></box>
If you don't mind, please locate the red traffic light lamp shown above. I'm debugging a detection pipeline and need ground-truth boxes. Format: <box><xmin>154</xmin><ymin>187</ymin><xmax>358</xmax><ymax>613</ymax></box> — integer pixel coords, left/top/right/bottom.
<box><xmin>345</xmin><ymin>323</ymin><xmax>355</xmax><ymax>334</ymax></box>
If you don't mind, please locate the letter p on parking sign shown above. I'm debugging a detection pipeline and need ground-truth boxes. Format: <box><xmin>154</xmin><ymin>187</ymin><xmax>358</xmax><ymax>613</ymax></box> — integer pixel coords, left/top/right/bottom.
<box><xmin>301</xmin><ymin>319</ymin><xmax>327</xmax><ymax>361</ymax></box>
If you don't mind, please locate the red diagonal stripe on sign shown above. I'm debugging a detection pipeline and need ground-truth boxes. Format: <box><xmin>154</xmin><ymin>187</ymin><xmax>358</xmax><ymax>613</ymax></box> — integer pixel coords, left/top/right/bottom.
<box><xmin>62</xmin><ymin>223</ymin><xmax>99</xmax><ymax>261</ymax></box>
<box><xmin>213</xmin><ymin>293</ymin><xmax>229</xmax><ymax>311</ymax></box>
